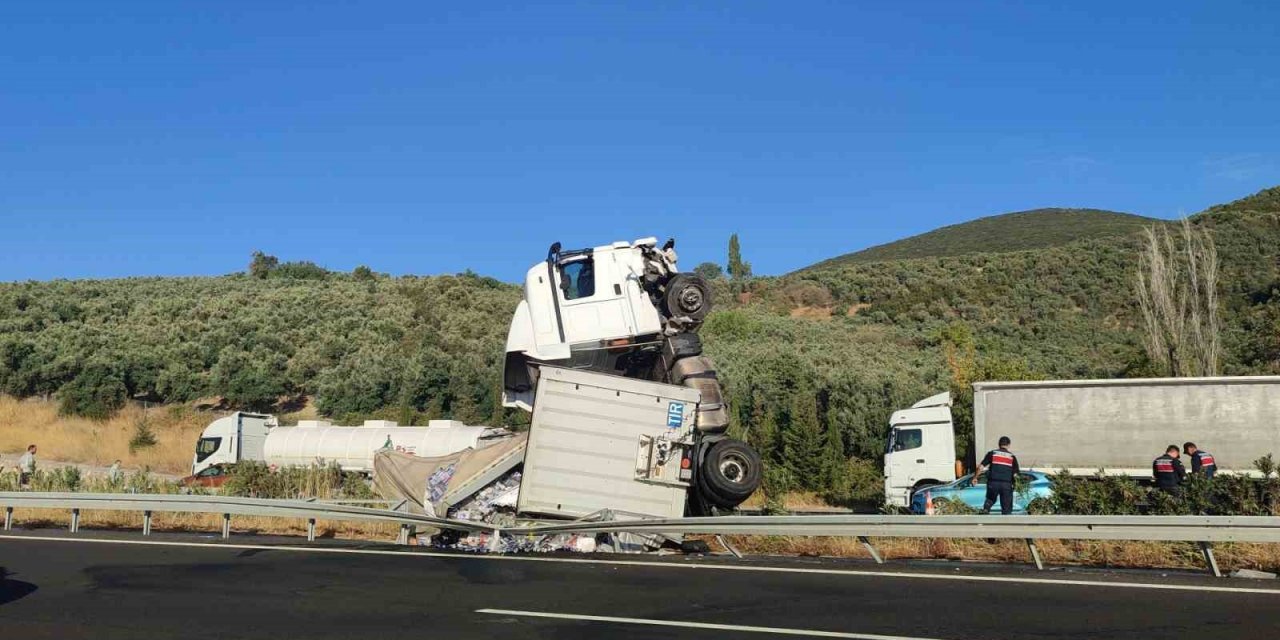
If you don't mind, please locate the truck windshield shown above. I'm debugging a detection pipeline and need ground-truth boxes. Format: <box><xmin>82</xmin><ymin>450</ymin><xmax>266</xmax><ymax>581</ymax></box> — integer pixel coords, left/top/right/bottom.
<box><xmin>195</xmin><ymin>437</ymin><xmax>222</xmax><ymax>463</ymax></box>
<box><xmin>887</xmin><ymin>428</ymin><xmax>922</xmax><ymax>453</ymax></box>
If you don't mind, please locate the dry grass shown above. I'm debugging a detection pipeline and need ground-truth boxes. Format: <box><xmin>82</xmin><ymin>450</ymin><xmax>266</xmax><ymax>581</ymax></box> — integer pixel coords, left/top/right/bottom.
<box><xmin>0</xmin><ymin>396</ymin><xmax>211</xmax><ymax>474</ymax></box>
<box><xmin>789</xmin><ymin>306</ymin><xmax>833</xmax><ymax>319</ymax></box>
<box><xmin>719</xmin><ymin>535</ymin><xmax>1280</xmax><ymax>573</ymax></box>
<box><xmin>738</xmin><ymin>490</ymin><xmax>844</xmax><ymax>511</ymax></box>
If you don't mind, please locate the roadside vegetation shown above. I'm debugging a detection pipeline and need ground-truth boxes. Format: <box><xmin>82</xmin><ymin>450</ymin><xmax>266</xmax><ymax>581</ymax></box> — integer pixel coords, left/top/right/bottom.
<box><xmin>2</xmin><ymin>186</ymin><xmax>1280</xmax><ymax>505</ymax></box>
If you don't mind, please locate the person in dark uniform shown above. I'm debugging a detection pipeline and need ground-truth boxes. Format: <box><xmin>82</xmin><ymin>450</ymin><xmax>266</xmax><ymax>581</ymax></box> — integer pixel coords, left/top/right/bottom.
<box><xmin>1183</xmin><ymin>442</ymin><xmax>1217</xmax><ymax>479</ymax></box>
<box><xmin>1153</xmin><ymin>445</ymin><xmax>1187</xmax><ymax>494</ymax></box>
<box><xmin>973</xmin><ymin>436</ymin><xmax>1020</xmax><ymax>515</ymax></box>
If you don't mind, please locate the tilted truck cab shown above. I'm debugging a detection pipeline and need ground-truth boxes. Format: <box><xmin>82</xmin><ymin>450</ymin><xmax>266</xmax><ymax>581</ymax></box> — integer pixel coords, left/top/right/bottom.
<box><xmin>502</xmin><ymin>236</ymin><xmax>760</xmax><ymax>512</ymax></box>
<box><xmin>504</xmin><ymin>238</ymin><xmax>690</xmax><ymax>410</ymax></box>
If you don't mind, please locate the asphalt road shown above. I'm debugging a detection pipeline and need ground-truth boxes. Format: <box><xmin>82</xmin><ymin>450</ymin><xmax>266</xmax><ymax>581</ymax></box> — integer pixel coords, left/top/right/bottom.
<box><xmin>1</xmin><ymin>530</ymin><xmax>1278</xmax><ymax>639</ymax></box>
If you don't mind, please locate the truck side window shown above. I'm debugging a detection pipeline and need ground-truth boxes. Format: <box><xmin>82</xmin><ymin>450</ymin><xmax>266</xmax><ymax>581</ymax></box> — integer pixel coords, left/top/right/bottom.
<box><xmin>892</xmin><ymin>428</ymin><xmax>922</xmax><ymax>452</ymax></box>
<box><xmin>195</xmin><ymin>437</ymin><xmax>222</xmax><ymax>462</ymax></box>
<box><xmin>559</xmin><ymin>259</ymin><xmax>595</xmax><ymax>300</ymax></box>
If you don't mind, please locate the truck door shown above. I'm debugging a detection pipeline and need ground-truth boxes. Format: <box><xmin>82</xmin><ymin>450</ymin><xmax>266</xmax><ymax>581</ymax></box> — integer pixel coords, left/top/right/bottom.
<box><xmin>885</xmin><ymin>427</ymin><xmax>926</xmax><ymax>489</ymax></box>
<box><xmin>555</xmin><ymin>252</ymin><xmax>633</xmax><ymax>345</ymax></box>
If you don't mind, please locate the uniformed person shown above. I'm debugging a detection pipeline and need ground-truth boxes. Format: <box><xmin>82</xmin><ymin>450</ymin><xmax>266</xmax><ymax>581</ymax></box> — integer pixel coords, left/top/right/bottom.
<box><xmin>973</xmin><ymin>436</ymin><xmax>1020</xmax><ymax>515</ymax></box>
<box><xmin>1183</xmin><ymin>442</ymin><xmax>1217</xmax><ymax>479</ymax></box>
<box><xmin>1153</xmin><ymin>444</ymin><xmax>1187</xmax><ymax>494</ymax></box>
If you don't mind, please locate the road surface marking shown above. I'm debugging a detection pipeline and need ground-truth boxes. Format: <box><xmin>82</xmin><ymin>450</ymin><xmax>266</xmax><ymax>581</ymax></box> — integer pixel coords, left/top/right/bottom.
<box><xmin>477</xmin><ymin>609</ymin><xmax>945</xmax><ymax>639</ymax></box>
<box><xmin>2</xmin><ymin>533</ymin><xmax>1278</xmax><ymax>595</ymax></box>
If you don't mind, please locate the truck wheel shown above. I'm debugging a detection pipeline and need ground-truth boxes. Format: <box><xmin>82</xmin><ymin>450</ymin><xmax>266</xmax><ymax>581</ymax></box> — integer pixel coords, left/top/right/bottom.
<box><xmin>664</xmin><ymin>274</ymin><xmax>711</xmax><ymax>321</ymax></box>
<box><xmin>697</xmin><ymin>439</ymin><xmax>762</xmax><ymax>509</ymax></box>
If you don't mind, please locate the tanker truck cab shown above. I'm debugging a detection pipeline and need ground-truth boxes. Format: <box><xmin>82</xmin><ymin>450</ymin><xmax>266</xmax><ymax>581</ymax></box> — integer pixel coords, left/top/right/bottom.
<box><xmin>192</xmin><ymin>412</ymin><xmax>276</xmax><ymax>476</ymax></box>
<box><xmin>883</xmin><ymin>392</ymin><xmax>956</xmax><ymax>507</ymax></box>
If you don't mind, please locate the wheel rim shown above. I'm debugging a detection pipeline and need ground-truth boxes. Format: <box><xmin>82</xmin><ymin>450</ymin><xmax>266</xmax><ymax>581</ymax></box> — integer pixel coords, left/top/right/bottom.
<box><xmin>678</xmin><ymin>286</ymin><xmax>704</xmax><ymax>313</ymax></box>
<box><xmin>719</xmin><ymin>452</ymin><xmax>750</xmax><ymax>485</ymax></box>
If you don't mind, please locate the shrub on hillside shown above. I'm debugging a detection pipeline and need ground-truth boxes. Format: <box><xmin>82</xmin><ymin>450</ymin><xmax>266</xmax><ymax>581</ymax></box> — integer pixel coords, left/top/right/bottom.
<box><xmin>58</xmin><ymin>364</ymin><xmax>128</xmax><ymax>419</ymax></box>
<box><xmin>129</xmin><ymin>415</ymin><xmax>157</xmax><ymax>453</ymax></box>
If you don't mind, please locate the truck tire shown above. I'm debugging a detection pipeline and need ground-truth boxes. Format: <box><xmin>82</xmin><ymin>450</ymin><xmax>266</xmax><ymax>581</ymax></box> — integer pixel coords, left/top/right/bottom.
<box><xmin>697</xmin><ymin>439</ymin><xmax>762</xmax><ymax>509</ymax></box>
<box><xmin>664</xmin><ymin>274</ymin><xmax>711</xmax><ymax>321</ymax></box>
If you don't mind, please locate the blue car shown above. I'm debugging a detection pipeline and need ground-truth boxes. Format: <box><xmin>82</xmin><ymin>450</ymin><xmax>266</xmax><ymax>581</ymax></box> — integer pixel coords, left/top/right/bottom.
<box><xmin>909</xmin><ymin>470</ymin><xmax>1053</xmax><ymax>514</ymax></box>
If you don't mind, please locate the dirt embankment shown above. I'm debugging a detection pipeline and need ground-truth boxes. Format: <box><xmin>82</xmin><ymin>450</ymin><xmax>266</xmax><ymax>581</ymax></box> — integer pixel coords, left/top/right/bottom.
<box><xmin>0</xmin><ymin>396</ymin><xmax>210</xmax><ymax>476</ymax></box>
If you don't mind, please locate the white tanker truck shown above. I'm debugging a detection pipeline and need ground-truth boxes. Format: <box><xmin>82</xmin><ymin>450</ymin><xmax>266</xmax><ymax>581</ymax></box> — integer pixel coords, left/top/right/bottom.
<box><xmin>190</xmin><ymin>413</ymin><xmax>508</xmax><ymax>478</ymax></box>
<box><xmin>190</xmin><ymin>236</ymin><xmax>763</xmax><ymax>515</ymax></box>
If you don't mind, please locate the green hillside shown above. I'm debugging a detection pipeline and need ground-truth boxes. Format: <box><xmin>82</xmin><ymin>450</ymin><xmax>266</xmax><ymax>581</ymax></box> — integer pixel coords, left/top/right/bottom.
<box><xmin>3</xmin><ymin>186</ymin><xmax>1279</xmax><ymax>505</ymax></box>
<box><xmin>808</xmin><ymin>208</ymin><xmax>1160</xmax><ymax>269</ymax></box>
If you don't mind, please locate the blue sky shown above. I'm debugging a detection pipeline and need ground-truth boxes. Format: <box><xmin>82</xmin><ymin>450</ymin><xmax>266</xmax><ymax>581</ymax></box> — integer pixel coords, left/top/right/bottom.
<box><xmin>2</xmin><ymin>1</ymin><xmax>1278</xmax><ymax>281</ymax></box>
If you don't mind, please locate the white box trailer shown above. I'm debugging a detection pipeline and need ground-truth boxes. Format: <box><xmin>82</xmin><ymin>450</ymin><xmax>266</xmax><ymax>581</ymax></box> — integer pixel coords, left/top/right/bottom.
<box><xmin>884</xmin><ymin>376</ymin><xmax>1280</xmax><ymax>506</ymax></box>
<box><xmin>517</xmin><ymin>366</ymin><xmax>700</xmax><ymax>520</ymax></box>
<box><xmin>373</xmin><ymin>366</ymin><xmax>706</xmax><ymax>522</ymax></box>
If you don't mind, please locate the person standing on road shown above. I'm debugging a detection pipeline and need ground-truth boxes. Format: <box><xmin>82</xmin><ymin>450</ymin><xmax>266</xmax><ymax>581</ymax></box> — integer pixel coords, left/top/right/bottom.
<box><xmin>18</xmin><ymin>444</ymin><xmax>37</xmax><ymax>490</ymax></box>
<box><xmin>1183</xmin><ymin>442</ymin><xmax>1217</xmax><ymax>480</ymax></box>
<box><xmin>1153</xmin><ymin>445</ymin><xmax>1186</xmax><ymax>494</ymax></box>
<box><xmin>974</xmin><ymin>436</ymin><xmax>1020</xmax><ymax>515</ymax></box>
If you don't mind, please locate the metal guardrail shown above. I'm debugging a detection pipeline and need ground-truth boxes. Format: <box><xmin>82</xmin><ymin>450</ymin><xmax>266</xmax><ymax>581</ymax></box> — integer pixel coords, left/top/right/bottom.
<box><xmin>0</xmin><ymin>492</ymin><xmax>492</xmax><ymax>544</ymax></box>
<box><xmin>503</xmin><ymin>514</ymin><xmax>1280</xmax><ymax>575</ymax></box>
<box><xmin>3</xmin><ymin>492</ymin><xmax>1278</xmax><ymax>576</ymax></box>
<box><xmin>506</xmin><ymin>514</ymin><xmax>1280</xmax><ymax>542</ymax></box>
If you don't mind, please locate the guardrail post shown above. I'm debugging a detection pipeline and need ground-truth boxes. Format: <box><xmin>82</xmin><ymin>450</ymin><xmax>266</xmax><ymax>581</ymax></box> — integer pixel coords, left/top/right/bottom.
<box><xmin>4</xmin><ymin>506</ymin><xmax>12</xmax><ymax>531</ymax></box>
<box><xmin>716</xmin><ymin>535</ymin><xmax>743</xmax><ymax>559</ymax></box>
<box><xmin>70</xmin><ymin>508</ymin><xmax>80</xmax><ymax>533</ymax></box>
<box><xmin>1026</xmin><ymin>539</ymin><xmax>1044</xmax><ymax>571</ymax></box>
<box><xmin>221</xmin><ymin>513</ymin><xmax>231</xmax><ymax>540</ymax></box>
<box><xmin>307</xmin><ymin>518</ymin><xmax>317</xmax><ymax>542</ymax></box>
<box><xmin>143</xmin><ymin>510</ymin><xmax>152</xmax><ymax>536</ymax></box>
<box><xmin>857</xmin><ymin>536</ymin><xmax>883</xmax><ymax>564</ymax></box>
<box><xmin>1199</xmin><ymin>542</ymin><xmax>1222</xmax><ymax>578</ymax></box>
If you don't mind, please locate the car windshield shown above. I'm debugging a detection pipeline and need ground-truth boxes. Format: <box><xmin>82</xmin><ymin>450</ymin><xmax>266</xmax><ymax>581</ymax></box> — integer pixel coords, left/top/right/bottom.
<box><xmin>195</xmin><ymin>437</ymin><xmax>222</xmax><ymax>463</ymax></box>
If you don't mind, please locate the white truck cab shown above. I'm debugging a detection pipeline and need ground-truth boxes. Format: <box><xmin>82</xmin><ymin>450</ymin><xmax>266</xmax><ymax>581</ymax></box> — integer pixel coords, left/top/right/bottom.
<box><xmin>882</xmin><ymin>392</ymin><xmax>956</xmax><ymax>507</ymax></box>
<box><xmin>192</xmin><ymin>412</ymin><xmax>277</xmax><ymax>476</ymax></box>
<box><xmin>503</xmin><ymin>237</ymin><xmax>706</xmax><ymax>411</ymax></box>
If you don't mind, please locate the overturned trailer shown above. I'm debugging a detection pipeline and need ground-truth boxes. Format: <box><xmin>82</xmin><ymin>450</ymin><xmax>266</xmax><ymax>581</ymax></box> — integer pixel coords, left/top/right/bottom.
<box><xmin>377</xmin><ymin>366</ymin><xmax>740</xmax><ymax>527</ymax></box>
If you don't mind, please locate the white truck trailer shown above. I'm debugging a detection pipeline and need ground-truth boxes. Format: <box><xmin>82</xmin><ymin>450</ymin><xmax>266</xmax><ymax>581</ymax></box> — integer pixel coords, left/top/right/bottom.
<box><xmin>883</xmin><ymin>376</ymin><xmax>1280</xmax><ymax>506</ymax></box>
<box><xmin>191</xmin><ymin>414</ymin><xmax>506</xmax><ymax>476</ymax></box>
